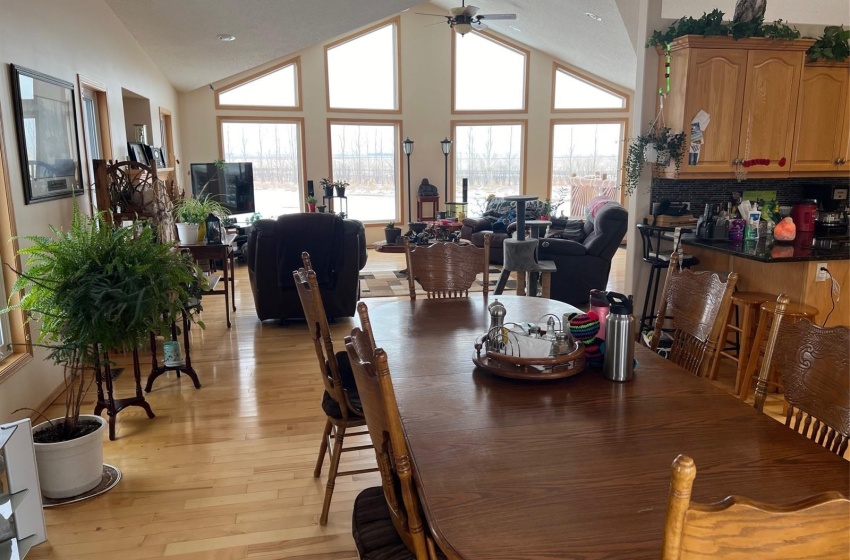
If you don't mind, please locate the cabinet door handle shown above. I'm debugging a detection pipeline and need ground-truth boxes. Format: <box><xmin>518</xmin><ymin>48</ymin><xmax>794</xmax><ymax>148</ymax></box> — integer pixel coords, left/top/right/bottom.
<box><xmin>841</xmin><ymin>158</ymin><xmax>848</xmax><ymax>164</ymax></box>
<box><xmin>836</xmin><ymin>158</ymin><xmax>843</xmax><ymax>165</ymax></box>
<box><xmin>731</xmin><ymin>159</ymin><xmax>739</xmax><ymax>166</ymax></box>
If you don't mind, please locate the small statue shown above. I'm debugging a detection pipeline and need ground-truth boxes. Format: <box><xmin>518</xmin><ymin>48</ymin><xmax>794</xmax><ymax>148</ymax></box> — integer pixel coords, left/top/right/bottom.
<box><xmin>418</xmin><ymin>178</ymin><xmax>439</xmax><ymax>197</ymax></box>
<box><xmin>733</xmin><ymin>0</ymin><xmax>766</xmax><ymax>23</ymax></box>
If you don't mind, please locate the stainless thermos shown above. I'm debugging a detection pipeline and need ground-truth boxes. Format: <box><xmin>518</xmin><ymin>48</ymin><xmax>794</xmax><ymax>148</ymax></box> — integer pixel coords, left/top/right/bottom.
<box><xmin>603</xmin><ymin>292</ymin><xmax>635</xmax><ymax>382</ymax></box>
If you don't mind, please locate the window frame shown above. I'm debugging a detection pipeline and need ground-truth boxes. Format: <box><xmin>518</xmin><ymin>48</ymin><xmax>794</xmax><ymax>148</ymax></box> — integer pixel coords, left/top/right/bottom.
<box><xmin>0</xmin><ymin>110</ymin><xmax>33</xmax><ymax>381</ymax></box>
<box><xmin>324</xmin><ymin>18</ymin><xmax>402</xmax><ymax>114</ymax></box>
<box><xmin>450</xmin><ymin>119</ymin><xmax>529</xmax><ymax>202</ymax></box>
<box><xmin>77</xmin><ymin>75</ymin><xmax>113</xmax><ymax>214</ymax></box>
<box><xmin>550</xmin><ymin>62</ymin><xmax>631</xmax><ymax>114</ymax></box>
<box><xmin>326</xmin><ymin>117</ymin><xmax>403</xmax><ymax>225</ymax></box>
<box><xmin>215</xmin><ymin>56</ymin><xmax>303</xmax><ymax>111</ymax></box>
<box><xmin>452</xmin><ymin>31</ymin><xmax>530</xmax><ymax>115</ymax></box>
<box><xmin>216</xmin><ymin>116</ymin><xmax>308</xmax><ymax>213</ymax></box>
<box><xmin>547</xmin><ymin>117</ymin><xmax>628</xmax><ymax>209</ymax></box>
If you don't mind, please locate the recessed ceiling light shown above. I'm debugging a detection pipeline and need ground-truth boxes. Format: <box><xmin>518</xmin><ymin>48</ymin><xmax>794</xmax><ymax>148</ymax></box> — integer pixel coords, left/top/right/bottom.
<box><xmin>508</xmin><ymin>25</ymin><xmax>522</xmax><ymax>32</ymax></box>
<box><xmin>218</xmin><ymin>34</ymin><xmax>236</xmax><ymax>42</ymax></box>
<box><xmin>585</xmin><ymin>12</ymin><xmax>602</xmax><ymax>22</ymax></box>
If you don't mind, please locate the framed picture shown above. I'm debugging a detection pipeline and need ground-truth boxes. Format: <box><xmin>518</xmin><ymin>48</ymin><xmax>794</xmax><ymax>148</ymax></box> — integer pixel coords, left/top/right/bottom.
<box><xmin>128</xmin><ymin>142</ymin><xmax>149</xmax><ymax>165</ymax></box>
<box><xmin>10</xmin><ymin>64</ymin><xmax>84</xmax><ymax>204</ymax></box>
<box><xmin>150</xmin><ymin>146</ymin><xmax>166</xmax><ymax>168</ymax></box>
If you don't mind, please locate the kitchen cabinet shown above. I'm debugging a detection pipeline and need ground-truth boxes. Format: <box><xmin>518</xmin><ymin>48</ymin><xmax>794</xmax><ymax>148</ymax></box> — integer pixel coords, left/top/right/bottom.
<box><xmin>791</xmin><ymin>62</ymin><xmax>850</xmax><ymax>173</ymax></box>
<box><xmin>0</xmin><ymin>420</ymin><xmax>46</xmax><ymax>559</ymax></box>
<box><xmin>660</xmin><ymin>36</ymin><xmax>813</xmax><ymax>177</ymax></box>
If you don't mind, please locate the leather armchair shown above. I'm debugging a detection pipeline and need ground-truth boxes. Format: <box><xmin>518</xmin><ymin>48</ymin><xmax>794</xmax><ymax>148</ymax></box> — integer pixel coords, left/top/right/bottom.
<box><xmin>539</xmin><ymin>202</ymin><xmax>628</xmax><ymax>306</ymax></box>
<box><xmin>246</xmin><ymin>213</ymin><xmax>367</xmax><ymax>321</ymax></box>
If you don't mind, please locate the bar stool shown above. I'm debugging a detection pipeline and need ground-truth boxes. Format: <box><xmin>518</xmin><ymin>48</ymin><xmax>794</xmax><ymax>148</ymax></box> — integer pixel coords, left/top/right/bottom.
<box><xmin>636</xmin><ymin>224</ymin><xmax>699</xmax><ymax>335</ymax></box>
<box><xmin>738</xmin><ymin>298</ymin><xmax>819</xmax><ymax>400</ymax></box>
<box><xmin>707</xmin><ymin>291</ymin><xmax>774</xmax><ymax>394</ymax></box>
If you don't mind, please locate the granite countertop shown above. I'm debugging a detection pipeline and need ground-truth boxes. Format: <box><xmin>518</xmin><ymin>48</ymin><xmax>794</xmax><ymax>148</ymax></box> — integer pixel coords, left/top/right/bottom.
<box><xmin>681</xmin><ymin>235</ymin><xmax>849</xmax><ymax>263</ymax></box>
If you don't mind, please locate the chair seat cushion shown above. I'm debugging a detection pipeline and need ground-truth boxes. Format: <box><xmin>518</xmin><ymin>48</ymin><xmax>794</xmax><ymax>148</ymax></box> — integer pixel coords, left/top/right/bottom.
<box><xmin>320</xmin><ymin>351</ymin><xmax>362</xmax><ymax>419</ymax></box>
<box><xmin>353</xmin><ymin>487</ymin><xmax>447</xmax><ymax>560</ymax></box>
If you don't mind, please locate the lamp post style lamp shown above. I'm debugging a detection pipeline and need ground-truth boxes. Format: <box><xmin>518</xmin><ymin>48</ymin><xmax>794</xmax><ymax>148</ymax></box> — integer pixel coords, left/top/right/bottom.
<box><xmin>403</xmin><ymin>137</ymin><xmax>414</xmax><ymax>223</ymax></box>
<box><xmin>440</xmin><ymin>137</ymin><xmax>452</xmax><ymax>207</ymax></box>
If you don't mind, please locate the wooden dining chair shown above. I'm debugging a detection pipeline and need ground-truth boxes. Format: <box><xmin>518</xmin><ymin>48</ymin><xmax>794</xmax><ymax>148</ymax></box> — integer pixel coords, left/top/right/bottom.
<box><xmin>753</xmin><ymin>294</ymin><xmax>850</xmax><ymax>456</ymax></box>
<box><xmin>662</xmin><ymin>454</ymin><xmax>850</xmax><ymax>560</ymax></box>
<box><xmin>650</xmin><ymin>251</ymin><xmax>738</xmax><ymax>377</ymax></box>
<box><xmin>403</xmin><ymin>234</ymin><xmax>490</xmax><ymax>300</ymax></box>
<box><xmin>344</xmin><ymin>302</ymin><xmax>442</xmax><ymax>560</ymax></box>
<box><xmin>293</xmin><ymin>252</ymin><xmax>377</xmax><ymax>526</ymax></box>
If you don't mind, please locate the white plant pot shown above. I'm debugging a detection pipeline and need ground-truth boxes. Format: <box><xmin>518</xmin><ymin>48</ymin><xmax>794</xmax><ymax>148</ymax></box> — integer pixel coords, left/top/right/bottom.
<box><xmin>176</xmin><ymin>223</ymin><xmax>199</xmax><ymax>245</ymax></box>
<box><xmin>33</xmin><ymin>415</ymin><xmax>106</xmax><ymax>499</ymax></box>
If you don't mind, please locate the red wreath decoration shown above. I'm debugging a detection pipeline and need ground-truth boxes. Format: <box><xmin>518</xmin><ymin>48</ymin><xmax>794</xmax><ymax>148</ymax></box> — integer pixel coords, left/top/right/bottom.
<box><xmin>742</xmin><ymin>158</ymin><xmax>770</xmax><ymax>168</ymax></box>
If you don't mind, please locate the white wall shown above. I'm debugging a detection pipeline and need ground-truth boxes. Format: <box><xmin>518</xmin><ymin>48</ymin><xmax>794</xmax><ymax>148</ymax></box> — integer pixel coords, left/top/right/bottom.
<box><xmin>661</xmin><ymin>0</ymin><xmax>850</xmax><ymax>27</ymax></box>
<box><xmin>178</xmin><ymin>2</ymin><xmax>633</xmax><ymax>244</ymax></box>
<box><xmin>0</xmin><ymin>0</ymin><xmax>181</xmax><ymax>421</ymax></box>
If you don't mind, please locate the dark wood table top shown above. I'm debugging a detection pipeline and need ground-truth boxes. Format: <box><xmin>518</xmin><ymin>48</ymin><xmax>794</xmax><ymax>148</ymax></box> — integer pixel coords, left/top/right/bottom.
<box><xmin>363</xmin><ymin>295</ymin><xmax>850</xmax><ymax>560</ymax></box>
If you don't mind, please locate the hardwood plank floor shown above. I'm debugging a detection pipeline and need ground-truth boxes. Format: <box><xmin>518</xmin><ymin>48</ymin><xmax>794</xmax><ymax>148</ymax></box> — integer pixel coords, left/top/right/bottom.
<box><xmin>27</xmin><ymin>247</ymin><xmax>797</xmax><ymax>559</ymax></box>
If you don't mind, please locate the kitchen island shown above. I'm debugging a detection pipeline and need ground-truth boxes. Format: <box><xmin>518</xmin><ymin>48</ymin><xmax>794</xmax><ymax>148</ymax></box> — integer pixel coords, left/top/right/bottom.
<box><xmin>682</xmin><ymin>236</ymin><xmax>848</xmax><ymax>327</ymax></box>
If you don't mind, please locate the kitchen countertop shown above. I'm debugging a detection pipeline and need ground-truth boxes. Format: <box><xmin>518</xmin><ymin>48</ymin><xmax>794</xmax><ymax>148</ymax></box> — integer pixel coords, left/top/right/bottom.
<box><xmin>681</xmin><ymin>235</ymin><xmax>849</xmax><ymax>262</ymax></box>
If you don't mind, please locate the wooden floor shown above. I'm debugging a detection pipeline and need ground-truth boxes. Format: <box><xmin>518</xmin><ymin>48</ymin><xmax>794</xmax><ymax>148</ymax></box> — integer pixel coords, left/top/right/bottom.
<box><xmin>29</xmin><ymin>247</ymin><xmax>793</xmax><ymax>559</ymax></box>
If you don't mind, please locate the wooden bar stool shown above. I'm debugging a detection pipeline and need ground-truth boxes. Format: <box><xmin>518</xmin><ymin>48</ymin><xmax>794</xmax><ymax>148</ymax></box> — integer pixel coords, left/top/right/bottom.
<box><xmin>738</xmin><ymin>298</ymin><xmax>819</xmax><ymax>400</ymax></box>
<box><xmin>707</xmin><ymin>291</ymin><xmax>774</xmax><ymax>394</ymax></box>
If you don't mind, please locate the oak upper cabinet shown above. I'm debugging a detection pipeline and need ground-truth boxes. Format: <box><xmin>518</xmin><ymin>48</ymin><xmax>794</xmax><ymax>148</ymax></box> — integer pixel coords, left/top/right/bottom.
<box><xmin>662</xmin><ymin>37</ymin><xmax>813</xmax><ymax>176</ymax></box>
<box><xmin>791</xmin><ymin>63</ymin><xmax>850</xmax><ymax>173</ymax></box>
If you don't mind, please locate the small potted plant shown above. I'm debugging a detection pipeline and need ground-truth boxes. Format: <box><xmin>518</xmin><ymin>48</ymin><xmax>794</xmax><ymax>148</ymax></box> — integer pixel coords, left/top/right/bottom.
<box><xmin>622</xmin><ymin>122</ymin><xmax>686</xmax><ymax>195</ymax></box>
<box><xmin>174</xmin><ymin>193</ymin><xmax>230</xmax><ymax>243</ymax></box>
<box><xmin>316</xmin><ymin>204</ymin><xmax>326</xmax><ymax>213</ymax></box>
<box><xmin>320</xmin><ymin>178</ymin><xmax>335</xmax><ymax>199</ymax></box>
<box><xmin>385</xmin><ymin>221</ymin><xmax>402</xmax><ymax>244</ymax></box>
<box><xmin>2</xmin><ymin>208</ymin><xmax>204</xmax><ymax>498</ymax></box>
<box><xmin>334</xmin><ymin>180</ymin><xmax>348</xmax><ymax>198</ymax></box>
<box><xmin>305</xmin><ymin>196</ymin><xmax>317</xmax><ymax>212</ymax></box>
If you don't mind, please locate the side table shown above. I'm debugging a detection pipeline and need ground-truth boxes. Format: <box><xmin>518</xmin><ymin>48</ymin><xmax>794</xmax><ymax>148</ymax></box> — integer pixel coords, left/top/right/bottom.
<box><xmin>178</xmin><ymin>232</ymin><xmax>237</xmax><ymax>328</ymax></box>
<box><xmin>145</xmin><ymin>308</ymin><xmax>201</xmax><ymax>393</ymax></box>
<box><xmin>93</xmin><ymin>345</ymin><xmax>155</xmax><ymax>441</ymax></box>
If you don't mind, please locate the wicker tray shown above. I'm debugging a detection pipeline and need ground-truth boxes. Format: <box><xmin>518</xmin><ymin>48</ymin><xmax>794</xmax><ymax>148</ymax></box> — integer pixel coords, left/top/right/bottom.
<box><xmin>472</xmin><ymin>334</ymin><xmax>586</xmax><ymax>380</ymax></box>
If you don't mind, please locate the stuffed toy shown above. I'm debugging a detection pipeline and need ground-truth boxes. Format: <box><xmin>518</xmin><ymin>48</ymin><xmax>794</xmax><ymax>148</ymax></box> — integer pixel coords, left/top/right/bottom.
<box><xmin>569</xmin><ymin>311</ymin><xmax>604</xmax><ymax>368</ymax></box>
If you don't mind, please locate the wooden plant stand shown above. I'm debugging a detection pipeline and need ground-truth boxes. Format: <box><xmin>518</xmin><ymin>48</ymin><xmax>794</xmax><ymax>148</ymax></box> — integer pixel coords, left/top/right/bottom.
<box><xmin>146</xmin><ymin>309</ymin><xmax>201</xmax><ymax>393</ymax></box>
<box><xmin>93</xmin><ymin>346</ymin><xmax>155</xmax><ymax>441</ymax></box>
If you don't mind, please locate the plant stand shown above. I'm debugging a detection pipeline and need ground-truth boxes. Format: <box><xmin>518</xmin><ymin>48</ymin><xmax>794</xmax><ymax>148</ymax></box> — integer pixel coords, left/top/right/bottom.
<box><xmin>93</xmin><ymin>346</ymin><xmax>155</xmax><ymax>441</ymax></box>
<box><xmin>146</xmin><ymin>308</ymin><xmax>201</xmax><ymax>393</ymax></box>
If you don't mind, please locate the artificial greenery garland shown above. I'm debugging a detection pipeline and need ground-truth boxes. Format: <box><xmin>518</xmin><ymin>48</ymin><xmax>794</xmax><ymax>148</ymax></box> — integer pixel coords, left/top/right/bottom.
<box><xmin>808</xmin><ymin>26</ymin><xmax>850</xmax><ymax>62</ymax></box>
<box><xmin>646</xmin><ymin>9</ymin><xmax>800</xmax><ymax>47</ymax></box>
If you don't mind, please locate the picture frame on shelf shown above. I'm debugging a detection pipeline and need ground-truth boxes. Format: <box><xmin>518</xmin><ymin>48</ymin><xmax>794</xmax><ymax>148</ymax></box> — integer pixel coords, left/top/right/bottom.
<box><xmin>128</xmin><ymin>142</ymin><xmax>149</xmax><ymax>165</ymax></box>
<box><xmin>9</xmin><ymin>64</ymin><xmax>84</xmax><ymax>204</ymax></box>
<box><xmin>149</xmin><ymin>146</ymin><xmax>166</xmax><ymax>168</ymax></box>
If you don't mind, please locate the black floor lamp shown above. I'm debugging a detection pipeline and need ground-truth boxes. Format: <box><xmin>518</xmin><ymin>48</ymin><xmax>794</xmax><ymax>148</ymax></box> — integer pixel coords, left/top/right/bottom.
<box><xmin>403</xmin><ymin>137</ymin><xmax>414</xmax><ymax>223</ymax></box>
<box><xmin>441</xmin><ymin>137</ymin><xmax>452</xmax><ymax>206</ymax></box>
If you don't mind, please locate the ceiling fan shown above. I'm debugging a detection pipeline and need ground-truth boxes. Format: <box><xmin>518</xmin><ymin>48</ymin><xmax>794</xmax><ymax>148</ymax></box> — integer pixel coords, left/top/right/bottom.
<box><xmin>418</xmin><ymin>1</ymin><xmax>517</xmax><ymax>36</ymax></box>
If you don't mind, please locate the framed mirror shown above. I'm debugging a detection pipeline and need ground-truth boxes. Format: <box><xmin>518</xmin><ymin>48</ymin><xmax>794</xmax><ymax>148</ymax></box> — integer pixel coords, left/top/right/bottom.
<box><xmin>10</xmin><ymin>64</ymin><xmax>84</xmax><ymax>204</ymax></box>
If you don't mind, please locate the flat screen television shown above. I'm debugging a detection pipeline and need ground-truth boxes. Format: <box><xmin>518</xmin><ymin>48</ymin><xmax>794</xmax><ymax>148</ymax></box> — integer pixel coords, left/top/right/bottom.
<box><xmin>190</xmin><ymin>162</ymin><xmax>255</xmax><ymax>214</ymax></box>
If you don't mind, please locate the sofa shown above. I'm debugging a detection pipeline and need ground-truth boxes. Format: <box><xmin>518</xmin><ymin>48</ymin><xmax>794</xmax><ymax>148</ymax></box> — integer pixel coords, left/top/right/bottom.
<box><xmin>538</xmin><ymin>201</ymin><xmax>628</xmax><ymax>306</ymax></box>
<box><xmin>245</xmin><ymin>213</ymin><xmax>367</xmax><ymax>321</ymax></box>
<box><xmin>461</xmin><ymin>197</ymin><xmax>547</xmax><ymax>264</ymax></box>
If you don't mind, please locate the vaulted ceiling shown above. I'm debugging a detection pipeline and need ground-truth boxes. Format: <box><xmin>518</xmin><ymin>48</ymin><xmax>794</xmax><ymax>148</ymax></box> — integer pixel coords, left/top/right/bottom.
<box><xmin>104</xmin><ymin>0</ymin><xmax>639</xmax><ymax>93</ymax></box>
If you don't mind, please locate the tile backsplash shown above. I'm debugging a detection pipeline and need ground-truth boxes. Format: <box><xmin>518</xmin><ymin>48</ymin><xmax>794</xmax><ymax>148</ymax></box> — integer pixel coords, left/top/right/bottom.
<box><xmin>651</xmin><ymin>176</ymin><xmax>849</xmax><ymax>212</ymax></box>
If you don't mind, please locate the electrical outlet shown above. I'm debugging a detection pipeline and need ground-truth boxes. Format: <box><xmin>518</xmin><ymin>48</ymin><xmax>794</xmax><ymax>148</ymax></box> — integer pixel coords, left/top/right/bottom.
<box><xmin>816</xmin><ymin>263</ymin><xmax>829</xmax><ymax>282</ymax></box>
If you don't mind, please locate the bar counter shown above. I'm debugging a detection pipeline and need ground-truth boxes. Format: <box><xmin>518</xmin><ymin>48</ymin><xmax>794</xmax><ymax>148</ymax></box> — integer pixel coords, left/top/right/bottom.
<box><xmin>681</xmin><ymin>235</ymin><xmax>849</xmax><ymax>327</ymax></box>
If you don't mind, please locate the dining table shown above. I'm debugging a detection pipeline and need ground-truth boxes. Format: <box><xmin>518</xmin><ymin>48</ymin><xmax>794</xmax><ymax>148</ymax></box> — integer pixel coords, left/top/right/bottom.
<box><xmin>362</xmin><ymin>295</ymin><xmax>850</xmax><ymax>560</ymax></box>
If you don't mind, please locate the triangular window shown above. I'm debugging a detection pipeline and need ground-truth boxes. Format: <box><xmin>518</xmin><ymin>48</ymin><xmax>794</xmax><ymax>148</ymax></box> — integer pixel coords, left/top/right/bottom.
<box><xmin>217</xmin><ymin>59</ymin><xmax>300</xmax><ymax>109</ymax></box>
<box><xmin>454</xmin><ymin>33</ymin><xmax>527</xmax><ymax>112</ymax></box>
<box><xmin>553</xmin><ymin>67</ymin><xmax>626</xmax><ymax>110</ymax></box>
<box><xmin>326</xmin><ymin>20</ymin><xmax>399</xmax><ymax>111</ymax></box>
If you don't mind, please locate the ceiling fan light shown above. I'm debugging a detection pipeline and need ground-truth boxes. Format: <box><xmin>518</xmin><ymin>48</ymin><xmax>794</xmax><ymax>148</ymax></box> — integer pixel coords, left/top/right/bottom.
<box><xmin>454</xmin><ymin>22</ymin><xmax>473</xmax><ymax>35</ymax></box>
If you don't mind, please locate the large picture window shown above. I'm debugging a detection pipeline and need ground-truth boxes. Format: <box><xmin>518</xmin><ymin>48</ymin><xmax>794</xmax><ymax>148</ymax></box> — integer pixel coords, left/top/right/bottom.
<box><xmin>552</xmin><ymin>65</ymin><xmax>628</xmax><ymax>111</ymax></box>
<box><xmin>216</xmin><ymin>58</ymin><xmax>301</xmax><ymax>110</ymax></box>
<box><xmin>219</xmin><ymin>118</ymin><xmax>304</xmax><ymax>218</ymax></box>
<box><xmin>454</xmin><ymin>33</ymin><xmax>527</xmax><ymax>112</ymax></box>
<box><xmin>329</xmin><ymin>121</ymin><xmax>399</xmax><ymax>223</ymax></box>
<box><xmin>326</xmin><ymin>20</ymin><xmax>399</xmax><ymax>111</ymax></box>
<box><xmin>453</xmin><ymin>122</ymin><xmax>524</xmax><ymax>214</ymax></box>
<box><xmin>550</xmin><ymin>120</ymin><xmax>624</xmax><ymax>218</ymax></box>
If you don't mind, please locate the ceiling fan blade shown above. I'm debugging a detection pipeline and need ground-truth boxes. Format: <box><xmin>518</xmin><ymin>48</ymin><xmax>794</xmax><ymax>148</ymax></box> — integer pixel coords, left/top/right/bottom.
<box><xmin>471</xmin><ymin>20</ymin><xmax>488</xmax><ymax>30</ymax></box>
<box><xmin>477</xmin><ymin>13</ymin><xmax>517</xmax><ymax>20</ymax></box>
<box><xmin>415</xmin><ymin>12</ymin><xmax>450</xmax><ymax>17</ymax></box>
<box><xmin>424</xmin><ymin>20</ymin><xmax>449</xmax><ymax>28</ymax></box>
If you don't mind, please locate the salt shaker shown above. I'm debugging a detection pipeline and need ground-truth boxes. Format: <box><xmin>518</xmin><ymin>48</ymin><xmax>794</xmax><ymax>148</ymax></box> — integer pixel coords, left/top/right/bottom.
<box><xmin>488</xmin><ymin>299</ymin><xmax>506</xmax><ymax>331</ymax></box>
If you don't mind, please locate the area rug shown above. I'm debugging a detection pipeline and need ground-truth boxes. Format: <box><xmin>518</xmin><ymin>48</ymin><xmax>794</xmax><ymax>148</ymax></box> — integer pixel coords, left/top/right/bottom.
<box><xmin>360</xmin><ymin>267</ymin><xmax>517</xmax><ymax>298</ymax></box>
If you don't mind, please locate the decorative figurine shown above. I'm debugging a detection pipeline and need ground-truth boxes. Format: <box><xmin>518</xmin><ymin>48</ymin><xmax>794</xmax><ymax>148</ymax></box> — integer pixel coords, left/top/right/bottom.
<box><xmin>569</xmin><ymin>311</ymin><xmax>604</xmax><ymax>368</ymax></box>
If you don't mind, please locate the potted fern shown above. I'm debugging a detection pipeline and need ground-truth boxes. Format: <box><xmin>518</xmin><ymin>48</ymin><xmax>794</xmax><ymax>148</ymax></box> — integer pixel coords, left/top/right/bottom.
<box><xmin>3</xmin><ymin>208</ymin><xmax>204</xmax><ymax>498</ymax></box>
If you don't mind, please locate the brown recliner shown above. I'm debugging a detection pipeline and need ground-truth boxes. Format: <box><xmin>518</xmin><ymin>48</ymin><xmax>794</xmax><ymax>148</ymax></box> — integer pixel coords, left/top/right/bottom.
<box><xmin>246</xmin><ymin>213</ymin><xmax>367</xmax><ymax>321</ymax></box>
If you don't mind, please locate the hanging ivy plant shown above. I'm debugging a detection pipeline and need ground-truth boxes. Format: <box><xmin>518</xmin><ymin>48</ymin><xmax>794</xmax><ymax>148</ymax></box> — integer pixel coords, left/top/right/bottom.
<box><xmin>647</xmin><ymin>9</ymin><xmax>800</xmax><ymax>47</ymax></box>
<box><xmin>808</xmin><ymin>26</ymin><xmax>850</xmax><ymax>62</ymax></box>
<box><xmin>622</xmin><ymin>124</ymin><xmax>687</xmax><ymax>195</ymax></box>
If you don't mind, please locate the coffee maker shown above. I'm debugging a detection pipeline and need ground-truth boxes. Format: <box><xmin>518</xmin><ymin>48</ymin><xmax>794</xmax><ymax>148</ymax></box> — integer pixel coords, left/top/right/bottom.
<box><xmin>804</xmin><ymin>184</ymin><xmax>849</xmax><ymax>239</ymax></box>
